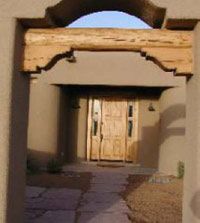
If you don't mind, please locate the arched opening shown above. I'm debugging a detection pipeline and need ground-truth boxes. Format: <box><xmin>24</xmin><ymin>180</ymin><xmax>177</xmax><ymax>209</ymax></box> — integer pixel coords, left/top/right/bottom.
<box><xmin>48</xmin><ymin>0</ymin><xmax>165</xmax><ymax>28</ymax></box>
<box><xmin>21</xmin><ymin>0</ymin><xmax>166</xmax><ymax>28</ymax></box>
<box><xmin>68</xmin><ymin>11</ymin><xmax>151</xmax><ymax>29</ymax></box>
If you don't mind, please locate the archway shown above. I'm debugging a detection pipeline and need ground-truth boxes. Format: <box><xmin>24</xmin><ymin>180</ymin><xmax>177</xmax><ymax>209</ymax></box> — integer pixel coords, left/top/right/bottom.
<box><xmin>68</xmin><ymin>11</ymin><xmax>151</xmax><ymax>28</ymax></box>
<box><xmin>38</xmin><ymin>0</ymin><xmax>166</xmax><ymax>28</ymax></box>
<box><xmin>0</xmin><ymin>0</ymin><xmax>200</xmax><ymax>222</ymax></box>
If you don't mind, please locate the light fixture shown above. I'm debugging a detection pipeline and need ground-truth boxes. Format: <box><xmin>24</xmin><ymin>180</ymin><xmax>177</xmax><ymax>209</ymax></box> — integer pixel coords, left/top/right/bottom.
<box><xmin>71</xmin><ymin>97</ymin><xmax>80</xmax><ymax>109</ymax></box>
<box><xmin>148</xmin><ymin>102</ymin><xmax>156</xmax><ymax>112</ymax></box>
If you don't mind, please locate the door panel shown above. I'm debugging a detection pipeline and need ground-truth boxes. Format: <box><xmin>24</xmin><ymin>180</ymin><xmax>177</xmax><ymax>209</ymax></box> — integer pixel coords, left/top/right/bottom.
<box><xmin>88</xmin><ymin>97</ymin><xmax>139</xmax><ymax>162</ymax></box>
<box><xmin>100</xmin><ymin>98</ymin><xmax>127</xmax><ymax>160</ymax></box>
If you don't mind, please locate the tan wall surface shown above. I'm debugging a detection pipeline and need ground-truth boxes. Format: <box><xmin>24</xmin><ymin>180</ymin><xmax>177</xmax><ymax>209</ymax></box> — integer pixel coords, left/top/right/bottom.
<box><xmin>64</xmin><ymin>94</ymin><xmax>88</xmax><ymax>162</ymax></box>
<box><xmin>183</xmin><ymin>23</ymin><xmax>200</xmax><ymax>223</ymax></box>
<box><xmin>158</xmin><ymin>86</ymin><xmax>186</xmax><ymax>176</ymax></box>
<box><xmin>137</xmin><ymin>98</ymin><xmax>160</xmax><ymax>168</ymax></box>
<box><xmin>28</xmin><ymin>52</ymin><xmax>186</xmax><ymax>173</ymax></box>
<box><xmin>40</xmin><ymin>52</ymin><xmax>185</xmax><ymax>87</ymax></box>
<box><xmin>28</xmin><ymin>79</ymin><xmax>61</xmax><ymax>165</ymax></box>
<box><xmin>0</xmin><ymin>19</ymin><xmax>29</xmax><ymax>223</ymax></box>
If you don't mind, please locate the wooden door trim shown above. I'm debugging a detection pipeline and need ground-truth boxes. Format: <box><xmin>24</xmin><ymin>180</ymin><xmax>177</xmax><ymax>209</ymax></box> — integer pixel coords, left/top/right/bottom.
<box><xmin>133</xmin><ymin>99</ymin><xmax>139</xmax><ymax>164</ymax></box>
<box><xmin>86</xmin><ymin>97</ymin><xmax>93</xmax><ymax>161</ymax></box>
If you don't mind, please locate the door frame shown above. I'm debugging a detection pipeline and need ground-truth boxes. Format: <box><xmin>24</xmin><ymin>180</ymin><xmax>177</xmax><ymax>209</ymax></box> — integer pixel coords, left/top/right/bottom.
<box><xmin>86</xmin><ymin>95</ymin><xmax>139</xmax><ymax>163</ymax></box>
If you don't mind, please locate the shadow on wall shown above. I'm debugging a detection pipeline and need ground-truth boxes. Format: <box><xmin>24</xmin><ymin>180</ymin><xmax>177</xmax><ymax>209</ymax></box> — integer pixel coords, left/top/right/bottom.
<box><xmin>28</xmin><ymin>86</ymin><xmax>80</xmax><ymax>166</ymax></box>
<box><xmin>159</xmin><ymin>103</ymin><xmax>186</xmax><ymax>145</ymax></box>
<box><xmin>27</xmin><ymin>150</ymin><xmax>59</xmax><ymax>167</ymax></box>
<box><xmin>190</xmin><ymin>191</ymin><xmax>200</xmax><ymax>219</ymax></box>
<box><xmin>57</xmin><ymin>87</ymin><xmax>80</xmax><ymax>163</ymax></box>
<box><xmin>138</xmin><ymin>123</ymin><xmax>160</xmax><ymax>169</ymax></box>
<box><xmin>138</xmin><ymin>103</ymin><xmax>185</xmax><ymax>169</ymax></box>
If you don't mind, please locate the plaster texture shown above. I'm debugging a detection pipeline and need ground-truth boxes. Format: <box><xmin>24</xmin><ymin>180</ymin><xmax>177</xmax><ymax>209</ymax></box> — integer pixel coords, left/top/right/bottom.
<box><xmin>159</xmin><ymin>86</ymin><xmax>186</xmax><ymax>176</ymax></box>
<box><xmin>40</xmin><ymin>52</ymin><xmax>185</xmax><ymax>87</ymax></box>
<box><xmin>0</xmin><ymin>18</ymin><xmax>29</xmax><ymax>223</ymax></box>
<box><xmin>27</xmin><ymin>81</ymin><xmax>61</xmax><ymax>165</ymax></box>
<box><xmin>183</xmin><ymin>22</ymin><xmax>200</xmax><ymax>223</ymax></box>
<box><xmin>28</xmin><ymin>52</ymin><xmax>186</xmax><ymax>172</ymax></box>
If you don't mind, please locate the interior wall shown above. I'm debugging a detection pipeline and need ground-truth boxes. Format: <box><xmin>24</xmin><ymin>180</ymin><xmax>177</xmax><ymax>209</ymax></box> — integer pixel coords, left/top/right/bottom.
<box><xmin>158</xmin><ymin>86</ymin><xmax>186</xmax><ymax>176</ymax></box>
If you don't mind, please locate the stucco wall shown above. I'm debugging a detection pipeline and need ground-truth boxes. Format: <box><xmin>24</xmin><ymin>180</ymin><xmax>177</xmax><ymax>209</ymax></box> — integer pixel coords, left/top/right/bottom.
<box><xmin>158</xmin><ymin>86</ymin><xmax>186</xmax><ymax>176</ymax></box>
<box><xmin>28</xmin><ymin>79</ymin><xmax>61</xmax><ymax>165</ymax></box>
<box><xmin>40</xmin><ymin>52</ymin><xmax>184</xmax><ymax>87</ymax></box>
<box><xmin>0</xmin><ymin>19</ymin><xmax>30</xmax><ymax>223</ymax></box>
<box><xmin>64</xmin><ymin>94</ymin><xmax>88</xmax><ymax>162</ymax></box>
<box><xmin>28</xmin><ymin>52</ymin><xmax>186</xmax><ymax>174</ymax></box>
<box><xmin>137</xmin><ymin>97</ymin><xmax>160</xmax><ymax>168</ymax></box>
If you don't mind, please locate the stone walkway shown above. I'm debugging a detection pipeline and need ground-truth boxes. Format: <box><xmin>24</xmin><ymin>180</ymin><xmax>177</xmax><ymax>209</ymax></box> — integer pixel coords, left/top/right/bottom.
<box><xmin>77</xmin><ymin>171</ymin><xmax>131</xmax><ymax>223</ymax></box>
<box><xmin>26</xmin><ymin>164</ymin><xmax>156</xmax><ymax>222</ymax></box>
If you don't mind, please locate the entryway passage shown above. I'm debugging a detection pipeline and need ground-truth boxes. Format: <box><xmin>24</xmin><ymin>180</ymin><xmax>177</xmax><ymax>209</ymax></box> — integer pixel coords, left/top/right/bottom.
<box><xmin>88</xmin><ymin>97</ymin><xmax>139</xmax><ymax>162</ymax></box>
<box><xmin>25</xmin><ymin>164</ymin><xmax>156</xmax><ymax>223</ymax></box>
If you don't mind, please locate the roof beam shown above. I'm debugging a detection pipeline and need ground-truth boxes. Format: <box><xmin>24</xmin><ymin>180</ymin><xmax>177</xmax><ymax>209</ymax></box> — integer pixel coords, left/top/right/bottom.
<box><xmin>23</xmin><ymin>28</ymin><xmax>193</xmax><ymax>76</ymax></box>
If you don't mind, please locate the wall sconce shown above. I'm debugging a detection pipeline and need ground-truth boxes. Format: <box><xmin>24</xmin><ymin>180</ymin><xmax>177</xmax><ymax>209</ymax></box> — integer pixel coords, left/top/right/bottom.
<box><xmin>148</xmin><ymin>102</ymin><xmax>156</xmax><ymax>112</ymax></box>
<box><xmin>71</xmin><ymin>98</ymin><xmax>81</xmax><ymax>109</ymax></box>
<box><xmin>66</xmin><ymin>51</ymin><xmax>76</xmax><ymax>63</ymax></box>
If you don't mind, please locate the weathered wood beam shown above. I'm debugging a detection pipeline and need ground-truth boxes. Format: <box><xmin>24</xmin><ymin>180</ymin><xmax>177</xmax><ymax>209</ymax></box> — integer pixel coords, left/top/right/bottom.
<box><xmin>23</xmin><ymin>28</ymin><xmax>193</xmax><ymax>76</ymax></box>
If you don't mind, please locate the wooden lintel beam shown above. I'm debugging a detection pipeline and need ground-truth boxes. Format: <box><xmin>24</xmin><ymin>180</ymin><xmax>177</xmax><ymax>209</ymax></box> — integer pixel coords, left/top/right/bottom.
<box><xmin>23</xmin><ymin>28</ymin><xmax>193</xmax><ymax>76</ymax></box>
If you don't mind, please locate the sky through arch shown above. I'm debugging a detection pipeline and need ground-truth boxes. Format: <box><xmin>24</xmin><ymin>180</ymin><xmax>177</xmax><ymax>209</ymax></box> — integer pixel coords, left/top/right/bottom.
<box><xmin>68</xmin><ymin>11</ymin><xmax>151</xmax><ymax>29</ymax></box>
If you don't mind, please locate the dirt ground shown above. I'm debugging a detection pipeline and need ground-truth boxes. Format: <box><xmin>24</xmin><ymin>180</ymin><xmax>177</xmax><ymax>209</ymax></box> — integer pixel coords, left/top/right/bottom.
<box><xmin>27</xmin><ymin>171</ymin><xmax>92</xmax><ymax>192</ymax></box>
<box><xmin>123</xmin><ymin>175</ymin><xmax>183</xmax><ymax>223</ymax></box>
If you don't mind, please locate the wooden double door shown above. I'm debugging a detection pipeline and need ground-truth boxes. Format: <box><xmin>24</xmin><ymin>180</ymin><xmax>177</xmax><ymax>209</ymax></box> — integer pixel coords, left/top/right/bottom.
<box><xmin>87</xmin><ymin>97</ymin><xmax>139</xmax><ymax>162</ymax></box>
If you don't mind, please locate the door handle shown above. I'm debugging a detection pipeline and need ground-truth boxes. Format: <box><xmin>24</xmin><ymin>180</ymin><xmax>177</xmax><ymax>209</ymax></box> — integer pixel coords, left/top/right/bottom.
<box><xmin>101</xmin><ymin>134</ymin><xmax>103</xmax><ymax>142</ymax></box>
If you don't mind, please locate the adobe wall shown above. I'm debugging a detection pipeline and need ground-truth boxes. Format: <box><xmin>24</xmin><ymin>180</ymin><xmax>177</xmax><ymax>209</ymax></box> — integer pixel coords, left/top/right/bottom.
<box><xmin>183</xmin><ymin>22</ymin><xmax>200</xmax><ymax>223</ymax></box>
<box><xmin>28</xmin><ymin>52</ymin><xmax>186</xmax><ymax>172</ymax></box>
<box><xmin>27</xmin><ymin>79</ymin><xmax>61</xmax><ymax>165</ymax></box>
<box><xmin>159</xmin><ymin>86</ymin><xmax>186</xmax><ymax>176</ymax></box>
<box><xmin>0</xmin><ymin>19</ymin><xmax>29</xmax><ymax>223</ymax></box>
<box><xmin>40</xmin><ymin>51</ymin><xmax>185</xmax><ymax>87</ymax></box>
<box><xmin>137</xmin><ymin>98</ymin><xmax>160</xmax><ymax>168</ymax></box>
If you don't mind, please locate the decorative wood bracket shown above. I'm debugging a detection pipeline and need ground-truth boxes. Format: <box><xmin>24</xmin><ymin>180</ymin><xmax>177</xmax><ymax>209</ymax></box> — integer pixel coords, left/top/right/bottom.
<box><xmin>23</xmin><ymin>28</ymin><xmax>193</xmax><ymax>76</ymax></box>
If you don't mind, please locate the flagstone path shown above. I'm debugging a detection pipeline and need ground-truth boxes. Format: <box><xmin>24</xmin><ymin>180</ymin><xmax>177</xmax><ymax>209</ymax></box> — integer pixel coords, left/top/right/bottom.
<box><xmin>26</xmin><ymin>164</ymin><xmax>156</xmax><ymax>223</ymax></box>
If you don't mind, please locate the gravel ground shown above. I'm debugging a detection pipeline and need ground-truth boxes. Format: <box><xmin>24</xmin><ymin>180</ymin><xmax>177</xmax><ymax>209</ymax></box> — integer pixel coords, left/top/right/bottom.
<box><xmin>123</xmin><ymin>175</ymin><xmax>183</xmax><ymax>223</ymax></box>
